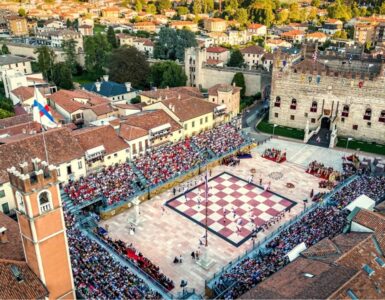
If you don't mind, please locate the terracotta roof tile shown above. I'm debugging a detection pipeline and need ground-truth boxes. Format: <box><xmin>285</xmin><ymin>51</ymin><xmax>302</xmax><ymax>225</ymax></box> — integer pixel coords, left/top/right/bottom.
<box><xmin>140</xmin><ymin>86</ymin><xmax>202</xmax><ymax>101</ymax></box>
<box><xmin>72</xmin><ymin>125</ymin><xmax>128</xmax><ymax>155</ymax></box>
<box><xmin>0</xmin><ymin>121</ymin><xmax>41</xmax><ymax>137</ymax></box>
<box><xmin>0</xmin><ymin>259</ymin><xmax>49</xmax><ymax>299</ymax></box>
<box><xmin>281</xmin><ymin>29</ymin><xmax>305</xmax><ymax>37</ymax></box>
<box><xmin>0</xmin><ymin>127</ymin><xmax>84</xmax><ymax>183</ymax></box>
<box><xmin>87</xmin><ymin>104</ymin><xmax>116</xmax><ymax>116</ymax></box>
<box><xmin>119</xmin><ymin>123</ymin><xmax>148</xmax><ymax>141</ymax></box>
<box><xmin>206</xmin><ymin>46</ymin><xmax>228</xmax><ymax>53</ymax></box>
<box><xmin>123</xmin><ymin>110</ymin><xmax>182</xmax><ymax>132</ymax></box>
<box><xmin>240</xmin><ymin>45</ymin><xmax>265</xmax><ymax>55</ymax></box>
<box><xmin>248</xmin><ymin>23</ymin><xmax>265</xmax><ymax>29</ymax></box>
<box><xmin>0</xmin><ymin>212</ymin><xmax>24</xmax><ymax>261</ymax></box>
<box><xmin>0</xmin><ymin>114</ymin><xmax>33</xmax><ymax>129</ymax></box>
<box><xmin>10</xmin><ymin>87</ymin><xmax>34</xmax><ymax>101</ymax></box>
<box><xmin>208</xmin><ymin>83</ymin><xmax>240</xmax><ymax>96</ymax></box>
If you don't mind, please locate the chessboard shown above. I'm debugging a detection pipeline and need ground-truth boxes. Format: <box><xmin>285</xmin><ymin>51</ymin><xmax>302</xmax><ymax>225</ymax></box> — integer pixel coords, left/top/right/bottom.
<box><xmin>165</xmin><ymin>172</ymin><xmax>296</xmax><ymax>247</ymax></box>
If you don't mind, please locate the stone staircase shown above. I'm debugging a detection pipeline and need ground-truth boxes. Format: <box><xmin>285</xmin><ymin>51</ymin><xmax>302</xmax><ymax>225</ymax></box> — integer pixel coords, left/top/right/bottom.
<box><xmin>307</xmin><ymin>128</ymin><xmax>331</xmax><ymax>148</ymax></box>
<box><xmin>61</xmin><ymin>191</ymin><xmax>78</xmax><ymax>214</ymax></box>
<box><xmin>128</xmin><ymin>161</ymin><xmax>148</xmax><ymax>189</ymax></box>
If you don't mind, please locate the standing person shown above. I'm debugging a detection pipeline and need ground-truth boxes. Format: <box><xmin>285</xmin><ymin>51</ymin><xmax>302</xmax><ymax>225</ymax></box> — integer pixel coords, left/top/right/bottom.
<box><xmin>209</xmin><ymin>169</ymin><xmax>212</xmax><ymax>177</ymax></box>
<box><xmin>232</xmin><ymin>207</ymin><xmax>237</xmax><ymax>219</ymax></box>
<box><xmin>173</xmin><ymin>187</ymin><xmax>176</xmax><ymax>196</ymax></box>
<box><xmin>191</xmin><ymin>251</ymin><xmax>195</xmax><ymax>260</ymax></box>
<box><xmin>310</xmin><ymin>189</ymin><xmax>314</xmax><ymax>199</ymax></box>
<box><xmin>179</xmin><ymin>255</ymin><xmax>183</xmax><ymax>263</ymax></box>
<box><xmin>259</xmin><ymin>178</ymin><xmax>263</xmax><ymax>185</ymax></box>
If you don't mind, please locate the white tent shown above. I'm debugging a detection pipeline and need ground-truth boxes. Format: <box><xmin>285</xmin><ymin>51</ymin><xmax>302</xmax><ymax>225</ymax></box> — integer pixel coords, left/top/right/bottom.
<box><xmin>346</xmin><ymin>194</ymin><xmax>375</xmax><ymax>212</ymax></box>
<box><xmin>286</xmin><ymin>242</ymin><xmax>307</xmax><ymax>262</ymax></box>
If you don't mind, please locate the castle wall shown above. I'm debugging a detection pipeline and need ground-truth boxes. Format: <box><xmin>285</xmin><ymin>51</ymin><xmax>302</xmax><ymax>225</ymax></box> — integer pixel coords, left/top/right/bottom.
<box><xmin>269</xmin><ymin>63</ymin><xmax>385</xmax><ymax>143</ymax></box>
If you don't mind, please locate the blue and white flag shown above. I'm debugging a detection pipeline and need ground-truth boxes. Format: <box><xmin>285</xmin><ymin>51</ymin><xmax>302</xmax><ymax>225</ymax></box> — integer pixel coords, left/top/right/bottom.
<box><xmin>32</xmin><ymin>87</ymin><xmax>57</xmax><ymax>129</ymax></box>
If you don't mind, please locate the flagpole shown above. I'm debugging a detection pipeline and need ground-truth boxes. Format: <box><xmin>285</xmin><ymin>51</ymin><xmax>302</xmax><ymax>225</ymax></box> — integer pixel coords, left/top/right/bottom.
<box><xmin>205</xmin><ymin>166</ymin><xmax>208</xmax><ymax>248</ymax></box>
<box><xmin>34</xmin><ymin>84</ymin><xmax>50</xmax><ymax>164</ymax></box>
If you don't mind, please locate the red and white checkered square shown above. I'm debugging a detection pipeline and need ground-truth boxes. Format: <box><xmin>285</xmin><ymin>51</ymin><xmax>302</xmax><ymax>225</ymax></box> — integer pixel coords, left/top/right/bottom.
<box><xmin>166</xmin><ymin>172</ymin><xmax>296</xmax><ymax>247</ymax></box>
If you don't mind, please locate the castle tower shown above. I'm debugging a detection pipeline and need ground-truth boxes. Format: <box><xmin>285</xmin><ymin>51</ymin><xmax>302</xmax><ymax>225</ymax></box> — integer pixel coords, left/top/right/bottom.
<box><xmin>7</xmin><ymin>158</ymin><xmax>75</xmax><ymax>299</ymax></box>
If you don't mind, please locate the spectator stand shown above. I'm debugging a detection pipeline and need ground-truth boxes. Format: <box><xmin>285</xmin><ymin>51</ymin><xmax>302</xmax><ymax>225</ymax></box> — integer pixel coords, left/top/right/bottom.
<box><xmin>205</xmin><ymin>173</ymin><xmax>360</xmax><ymax>298</ymax></box>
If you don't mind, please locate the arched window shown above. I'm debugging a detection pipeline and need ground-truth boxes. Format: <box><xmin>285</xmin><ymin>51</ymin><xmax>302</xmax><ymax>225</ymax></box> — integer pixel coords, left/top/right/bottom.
<box><xmin>310</xmin><ymin>101</ymin><xmax>317</xmax><ymax>112</ymax></box>
<box><xmin>290</xmin><ymin>98</ymin><xmax>297</xmax><ymax>110</ymax></box>
<box><xmin>38</xmin><ymin>191</ymin><xmax>52</xmax><ymax>214</ymax></box>
<box><xmin>379</xmin><ymin>110</ymin><xmax>385</xmax><ymax>123</ymax></box>
<box><xmin>342</xmin><ymin>105</ymin><xmax>349</xmax><ymax>117</ymax></box>
<box><xmin>364</xmin><ymin>108</ymin><xmax>372</xmax><ymax>121</ymax></box>
<box><xmin>275</xmin><ymin>96</ymin><xmax>281</xmax><ymax>107</ymax></box>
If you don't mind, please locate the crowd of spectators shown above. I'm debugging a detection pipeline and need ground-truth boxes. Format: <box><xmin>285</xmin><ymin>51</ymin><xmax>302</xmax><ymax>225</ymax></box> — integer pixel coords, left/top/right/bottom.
<box><xmin>213</xmin><ymin>175</ymin><xmax>385</xmax><ymax>299</ymax></box>
<box><xmin>95</xmin><ymin>229</ymin><xmax>174</xmax><ymax>291</ymax></box>
<box><xmin>64</xmin><ymin>163</ymin><xmax>139</xmax><ymax>206</ymax></box>
<box><xmin>216</xmin><ymin>207</ymin><xmax>348</xmax><ymax>299</ymax></box>
<box><xmin>134</xmin><ymin>140</ymin><xmax>202</xmax><ymax>185</ymax></box>
<box><xmin>192</xmin><ymin>124</ymin><xmax>245</xmax><ymax>156</ymax></box>
<box><xmin>63</xmin><ymin>212</ymin><xmax>160</xmax><ymax>299</ymax></box>
<box><xmin>306</xmin><ymin>161</ymin><xmax>339</xmax><ymax>180</ymax></box>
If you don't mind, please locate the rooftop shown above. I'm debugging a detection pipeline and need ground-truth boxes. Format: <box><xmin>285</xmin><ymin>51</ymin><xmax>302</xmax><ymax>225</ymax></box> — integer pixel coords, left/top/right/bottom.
<box><xmin>82</xmin><ymin>81</ymin><xmax>133</xmax><ymax>97</ymax></box>
<box><xmin>0</xmin><ymin>212</ymin><xmax>24</xmax><ymax>261</ymax></box>
<box><xmin>123</xmin><ymin>110</ymin><xmax>182</xmax><ymax>132</ymax></box>
<box><xmin>0</xmin><ymin>55</ymin><xmax>31</xmax><ymax>66</ymax></box>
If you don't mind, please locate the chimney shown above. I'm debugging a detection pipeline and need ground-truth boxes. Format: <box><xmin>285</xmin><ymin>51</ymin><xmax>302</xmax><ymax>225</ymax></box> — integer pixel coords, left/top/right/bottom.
<box><xmin>95</xmin><ymin>81</ymin><xmax>101</xmax><ymax>92</ymax></box>
<box><xmin>125</xmin><ymin>82</ymin><xmax>131</xmax><ymax>91</ymax></box>
<box><xmin>177</xmin><ymin>94</ymin><xmax>181</xmax><ymax>100</ymax></box>
<box><xmin>0</xmin><ymin>227</ymin><xmax>8</xmax><ymax>244</ymax></box>
<box><xmin>19</xmin><ymin>162</ymin><xmax>29</xmax><ymax>175</ymax></box>
<box><xmin>103</xmin><ymin>75</ymin><xmax>109</xmax><ymax>82</ymax></box>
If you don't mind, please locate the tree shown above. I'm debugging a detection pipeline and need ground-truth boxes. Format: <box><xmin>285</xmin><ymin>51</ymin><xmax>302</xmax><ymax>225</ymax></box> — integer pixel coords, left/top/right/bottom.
<box><xmin>146</xmin><ymin>4</ymin><xmax>157</xmax><ymax>14</ymax></box>
<box><xmin>62</xmin><ymin>39</ymin><xmax>77</xmax><ymax>74</ymax></box>
<box><xmin>289</xmin><ymin>2</ymin><xmax>301</xmax><ymax>22</ymax></box>
<box><xmin>277</xmin><ymin>9</ymin><xmax>289</xmax><ymax>24</ymax></box>
<box><xmin>177</xmin><ymin>6</ymin><xmax>189</xmax><ymax>15</ymax></box>
<box><xmin>66</xmin><ymin>19</ymin><xmax>71</xmax><ymax>28</ymax></box>
<box><xmin>235</xmin><ymin>8</ymin><xmax>248</xmax><ymax>26</ymax></box>
<box><xmin>202</xmin><ymin>0</ymin><xmax>214</xmax><ymax>13</ymax></box>
<box><xmin>0</xmin><ymin>108</ymin><xmax>14</xmax><ymax>119</ymax></box>
<box><xmin>150</xmin><ymin>61</ymin><xmax>187</xmax><ymax>88</ymax></box>
<box><xmin>311</xmin><ymin>0</ymin><xmax>320</xmax><ymax>8</ymax></box>
<box><xmin>158</xmin><ymin>0</ymin><xmax>171</xmax><ymax>11</ymax></box>
<box><xmin>193</xmin><ymin>0</ymin><xmax>202</xmax><ymax>15</ymax></box>
<box><xmin>228</xmin><ymin>49</ymin><xmax>244</xmax><ymax>68</ymax></box>
<box><xmin>52</xmin><ymin>62</ymin><xmax>74</xmax><ymax>89</ymax></box>
<box><xmin>18</xmin><ymin>8</ymin><xmax>26</xmax><ymax>17</ymax></box>
<box><xmin>84</xmin><ymin>34</ymin><xmax>111</xmax><ymax>77</ymax></box>
<box><xmin>249</xmin><ymin>0</ymin><xmax>275</xmax><ymax>26</ymax></box>
<box><xmin>108</xmin><ymin>46</ymin><xmax>150</xmax><ymax>88</ymax></box>
<box><xmin>381</xmin><ymin>2</ymin><xmax>385</xmax><ymax>14</ymax></box>
<box><xmin>107</xmin><ymin>26</ymin><xmax>118</xmax><ymax>48</ymax></box>
<box><xmin>34</xmin><ymin>46</ymin><xmax>56</xmax><ymax>80</ymax></box>
<box><xmin>135</xmin><ymin>0</ymin><xmax>143</xmax><ymax>12</ymax></box>
<box><xmin>1</xmin><ymin>44</ymin><xmax>9</xmax><ymax>55</ymax></box>
<box><xmin>130</xmin><ymin>96</ymin><xmax>141</xmax><ymax>104</ymax></box>
<box><xmin>154</xmin><ymin>27</ymin><xmax>197</xmax><ymax>61</ymax></box>
<box><xmin>232</xmin><ymin>72</ymin><xmax>245</xmax><ymax>97</ymax></box>
<box><xmin>327</xmin><ymin>0</ymin><xmax>351</xmax><ymax>21</ymax></box>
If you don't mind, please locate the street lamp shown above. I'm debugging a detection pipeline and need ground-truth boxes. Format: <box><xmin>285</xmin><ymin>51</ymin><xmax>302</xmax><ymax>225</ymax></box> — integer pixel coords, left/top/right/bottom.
<box><xmin>272</xmin><ymin>124</ymin><xmax>278</xmax><ymax>137</ymax></box>
<box><xmin>346</xmin><ymin>137</ymin><xmax>353</xmax><ymax>151</ymax></box>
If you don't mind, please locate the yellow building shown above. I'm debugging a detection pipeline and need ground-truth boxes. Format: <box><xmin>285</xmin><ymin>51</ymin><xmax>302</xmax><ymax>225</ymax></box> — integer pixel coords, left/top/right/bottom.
<box><xmin>204</xmin><ymin>18</ymin><xmax>227</xmax><ymax>32</ymax></box>
<box><xmin>6</xmin><ymin>16</ymin><xmax>28</xmax><ymax>36</ymax></box>
<box><xmin>208</xmin><ymin>83</ymin><xmax>241</xmax><ymax>118</ymax></box>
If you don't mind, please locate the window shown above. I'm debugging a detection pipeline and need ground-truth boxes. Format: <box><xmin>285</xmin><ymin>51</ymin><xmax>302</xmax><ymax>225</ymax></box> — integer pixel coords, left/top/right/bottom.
<box><xmin>311</xmin><ymin>118</ymin><xmax>316</xmax><ymax>123</ymax></box>
<box><xmin>363</xmin><ymin>108</ymin><xmax>372</xmax><ymax>121</ymax></box>
<box><xmin>114</xmin><ymin>153</ymin><xmax>118</xmax><ymax>157</ymax></box>
<box><xmin>67</xmin><ymin>165</ymin><xmax>72</xmax><ymax>175</ymax></box>
<box><xmin>341</xmin><ymin>117</ymin><xmax>345</xmax><ymax>123</ymax></box>
<box><xmin>192</xmin><ymin>121</ymin><xmax>195</xmax><ymax>128</ymax></box>
<box><xmin>290</xmin><ymin>115</ymin><xmax>295</xmax><ymax>120</ymax></box>
<box><xmin>1</xmin><ymin>203</ymin><xmax>9</xmax><ymax>215</ymax></box>
<box><xmin>184</xmin><ymin>124</ymin><xmax>187</xmax><ymax>130</ymax></box>
<box><xmin>375</xmin><ymin>257</ymin><xmax>385</xmax><ymax>267</ymax></box>
<box><xmin>0</xmin><ymin>190</ymin><xmax>5</xmax><ymax>198</ymax></box>
<box><xmin>78</xmin><ymin>160</ymin><xmax>83</xmax><ymax>169</ymax></box>
<box><xmin>222</xmin><ymin>100</ymin><xmax>224</xmax><ymax>104</ymax></box>
<box><xmin>107</xmin><ymin>156</ymin><xmax>111</xmax><ymax>159</ymax></box>
<box><xmin>362</xmin><ymin>264</ymin><xmax>375</xmax><ymax>276</ymax></box>
<box><xmin>39</xmin><ymin>191</ymin><xmax>52</xmax><ymax>213</ymax></box>
<box><xmin>57</xmin><ymin>168</ymin><xmax>61</xmax><ymax>176</ymax></box>
<box><xmin>347</xmin><ymin>289</ymin><xmax>359</xmax><ymax>300</ymax></box>
<box><xmin>205</xmin><ymin>116</ymin><xmax>208</xmax><ymax>123</ymax></box>
<box><xmin>274</xmin><ymin>113</ymin><xmax>279</xmax><ymax>118</ymax></box>
<box><xmin>379</xmin><ymin>110</ymin><xmax>385</xmax><ymax>123</ymax></box>
<box><xmin>353</xmin><ymin>125</ymin><xmax>358</xmax><ymax>130</ymax></box>
<box><xmin>304</xmin><ymin>112</ymin><xmax>308</xmax><ymax>117</ymax></box>
<box><xmin>274</xmin><ymin>96</ymin><xmax>281</xmax><ymax>107</ymax></box>
<box><xmin>200</xmin><ymin>118</ymin><xmax>203</xmax><ymax>125</ymax></box>
<box><xmin>139</xmin><ymin>141</ymin><xmax>143</xmax><ymax>152</ymax></box>
<box><xmin>290</xmin><ymin>99</ymin><xmax>297</xmax><ymax>110</ymax></box>
<box><xmin>133</xmin><ymin>143</ymin><xmax>137</xmax><ymax>154</ymax></box>
<box><xmin>310</xmin><ymin>101</ymin><xmax>317</xmax><ymax>113</ymax></box>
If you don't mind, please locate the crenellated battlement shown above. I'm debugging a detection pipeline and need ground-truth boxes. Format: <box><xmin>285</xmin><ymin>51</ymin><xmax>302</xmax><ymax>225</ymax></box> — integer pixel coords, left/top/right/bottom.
<box><xmin>7</xmin><ymin>158</ymin><xmax>58</xmax><ymax>193</ymax></box>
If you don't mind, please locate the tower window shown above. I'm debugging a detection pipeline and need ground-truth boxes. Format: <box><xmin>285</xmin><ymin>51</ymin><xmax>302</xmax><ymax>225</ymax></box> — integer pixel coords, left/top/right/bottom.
<box><xmin>274</xmin><ymin>96</ymin><xmax>281</xmax><ymax>107</ymax></box>
<box><xmin>39</xmin><ymin>191</ymin><xmax>52</xmax><ymax>213</ymax></box>
<box><xmin>379</xmin><ymin>110</ymin><xmax>385</xmax><ymax>123</ymax></box>
<box><xmin>310</xmin><ymin>101</ymin><xmax>317</xmax><ymax>113</ymax></box>
<box><xmin>363</xmin><ymin>108</ymin><xmax>372</xmax><ymax>121</ymax></box>
<box><xmin>290</xmin><ymin>99</ymin><xmax>297</xmax><ymax>110</ymax></box>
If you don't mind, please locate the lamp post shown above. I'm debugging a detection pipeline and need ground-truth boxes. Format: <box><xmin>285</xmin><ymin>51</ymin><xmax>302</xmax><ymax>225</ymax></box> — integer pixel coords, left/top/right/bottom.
<box><xmin>272</xmin><ymin>124</ymin><xmax>278</xmax><ymax>137</ymax></box>
<box><xmin>346</xmin><ymin>137</ymin><xmax>353</xmax><ymax>151</ymax></box>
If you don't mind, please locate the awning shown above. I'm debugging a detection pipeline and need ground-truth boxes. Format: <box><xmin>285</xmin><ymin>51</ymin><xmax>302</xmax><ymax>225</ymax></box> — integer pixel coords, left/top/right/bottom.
<box><xmin>215</xmin><ymin>104</ymin><xmax>227</xmax><ymax>111</ymax></box>
<box><xmin>150</xmin><ymin>123</ymin><xmax>171</xmax><ymax>135</ymax></box>
<box><xmin>85</xmin><ymin>145</ymin><xmax>106</xmax><ymax>160</ymax></box>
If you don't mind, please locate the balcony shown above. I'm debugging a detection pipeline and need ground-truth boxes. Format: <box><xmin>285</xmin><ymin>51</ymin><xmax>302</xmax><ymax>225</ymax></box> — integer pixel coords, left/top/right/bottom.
<box><xmin>40</xmin><ymin>202</ymin><xmax>52</xmax><ymax>213</ymax></box>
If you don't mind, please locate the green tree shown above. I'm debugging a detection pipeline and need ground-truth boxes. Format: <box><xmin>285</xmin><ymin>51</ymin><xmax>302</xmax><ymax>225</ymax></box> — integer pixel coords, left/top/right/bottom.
<box><xmin>202</xmin><ymin>0</ymin><xmax>214</xmax><ymax>13</ymax></box>
<box><xmin>249</xmin><ymin>0</ymin><xmax>274</xmax><ymax>26</ymax></box>
<box><xmin>235</xmin><ymin>8</ymin><xmax>248</xmax><ymax>26</ymax></box>
<box><xmin>34</xmin><ymin>46</ymin><xmax>56</xmax><ymax>80</ymax></box>
<box><xmin>193</xmin><ymin>0</ymin><xmax>202</xmax><ymax>15</ymax></box>
<box><xmin>154</xmin><ymin>27</ymin><xmax>197</xmax><ymax>61</ymax></box>
<box><xmin>66</xmin><ymin>19</ymin><xmax>71</xmax><ymax>28</ymax></box>
<box><xmin>107</xmin><ymin>26</ymin><xmax>118</xmax><ymax>48</ymax></box>
<box><xmin>289</xmin><ymin>2</ymin><xmax>301</xmax><ymax>22</ymax></box>
<box><xmin>1</xmin><ymin>44</ymin><xmax>9</xmax><ymax>55</ymax></box>
<box><xmin>327</xmin><ymin>0</ymin><xmax>351</xmax><ymax>21</ymax></box>
<box><xmin>130</xmin><ymin>96</ymin><xmax>141</xmax><ymax>104</ymax></box>
<box><xmin>277</xmin><ymin>9</ymin><xmax>289</xmax><ymax>24</ymax></box>
<box><xmin>0</xmin><ymin>108</ymin><xmax>14</xmax><ymax>119</ymax></box>
<box><xmin>381</xmin><ymin>2</ymin><xmax>385</xmax><ymax>14</ymax></box>
<box><xmin>158</xmin><ymin>0</ymin><xmax>171</xmax><ymax>11</ymax></box>
<box><xmin>150</xmin><ymin>61</ymin><xmax>187</xmax><ymax>88</ymax></box>
<box><xmin>227</xmin><ymin>49</ymin><xmax>244</xmax><ymax>68</ymax></box>
<box><xmin>52</xmin><ymin>62</ymin><xmax>74</xmax><ymax>89</ymax></box>
<box><xmin>311</xmin><ymin>0</ymin><xmax>320</xmax><ymax>8</ymax></box>
<box><xmin>135</xmin><ymin>0</ymin><xmax>143</xmax><ymax>12</ymax></box>
<box><xmin>62</xmin><ymin>39</ymin><xmax>77</xmax><ymax>74</ymax></box>
<box><xmin>177</xmin><ymin>6</ymin><xmax>189</xmax><ymax>15</ymax></box>
<box><xmin>18</xmin><ymin>8</ymin><xmax>26</xmax><ymax>17</ymax></box>
<box><xmin>84</xmin><ymin>34</ymin><xmax>111</xmax><ymax>77</ymax></box>
<box><xmin>231</xmin><ymin>72</ymin><xmax>245</xmax><ymax>97</ymax></box>
<box><xmin>108</xmin><ymin>46</ymin><xmax>150</xmax><ymax>88</ymax></box>
<box><xmin>146</xmin><ymin>4</ymin><xmax>157</xmax><ymax>14</ymax></box>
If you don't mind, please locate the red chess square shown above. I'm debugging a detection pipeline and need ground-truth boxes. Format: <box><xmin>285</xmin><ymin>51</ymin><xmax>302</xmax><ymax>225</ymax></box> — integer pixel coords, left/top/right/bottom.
<box><xmin>248</xmin><ymin>199</ymin><xmax>260</xmax><ymax>207</ymax></box>
<box><xmin>261</xmin><ymin>191</ymin><xmax>273</xmax><ymax>197</ymax></box>
<box><xmin>188</xmin><ymin>191</ymin><xmax>197</xmax><ymax>198</ymax></box>
<box><xmin>218</xmin><ymin>227</ymin><xmax>233</xmax><ymax>238</ymax></box>
<box><xmin>235</xmin><ymin>207</ymin><xmax>246</xmax><ymax>216</ymax></box>
<box><xmin>232</xmin><ymin>199</ymin><xmax>244</xmax><ymax>207</ymax></box>
<box><xmin>244</xmin><ymin>184</ymin><xmax>255</xmax><ymax>191</ymax></box>
<box><xmin>185</xmin><ymin>200</ymin><xmax>197</xmax><ymax>207</ymax></box>
<box><xmin>231</xmin><ymin>191</ymin><xmax>242</xmax><ymax>199</ymax></box>
<box><xmin>216</xmin><ymin>191</ymin><xmax>227</xmax><ymax>198</ymax></box>
<box><xmin>217</xmin><ymin>217</ymin><xmax>231</xmax><ymax>226</ymax></box>
<box><xmin>254</xmin><ymin>217</ymin><xmax>265</xmax><ymax>226</ymax></box>
<box><xmin>216</xmin><ymin>199</ymin><xmax>228</xmax><ymax>207</ymax></box>
<box><xmin>184</xmin><ymin>208</ymin><xmax>197</xmax><ymax>217</ymax></box>
<box><xmin>230</xmin><ymin>183</ymin><xmax>241</xmax><ymax>190</ymax></box>
<box><xmin>266</xmin><ymin>208</ymin><xmax>279</xmax><ymax>216</ymax></box>
<box><xmin>280</xmin><ymin>199</ymin><xmax>292</xmax><ymax>207</ymax></box>
<box><xmin>204</xmin><ymin>218</ymin><xmax>216</xmax><ymax>227</ymax></box>
<box><xmin>168</xmin><ymin>200</ymin><xmax>182</xmax><ymax>208</ymax></box>
<box><xmin>239</xmin><ymin>228</ymin><xmax>251</xmax><ymax>238</ymax></box>
<box><xmin>252</xmin><ymin>208</ymin><xmax>263</xmax><ymax>216</ymax></box>
<box><xmin>229</xmin><ymin>177</ymin><xmax>239</xmax><ymax>183</ymax></box>
<box><xmin>215</xmin><ymin>177</ymin><xmax>225</xmax><ymax>183</ymax></box>
<box><xmin>246</xmin><ymin>191</ymin><xmax>258</xmax><ymax>198</ymax></box>
<box><xmin>263</xmin><ymin>199</ymin><xmax>275</xmax><ymax>207</ymax></box>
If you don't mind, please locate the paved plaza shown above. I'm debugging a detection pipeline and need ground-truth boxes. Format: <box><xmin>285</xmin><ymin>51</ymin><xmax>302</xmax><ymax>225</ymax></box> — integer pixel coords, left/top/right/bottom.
<box><xmin>101</xmin><ymin>143</ymin><xmax>328</xmax><ymax>295</ymax></box>
<box><xmin>166</xmin><ymin>172</ymin><xmax>296</xmax><ymax>247</ymax></box>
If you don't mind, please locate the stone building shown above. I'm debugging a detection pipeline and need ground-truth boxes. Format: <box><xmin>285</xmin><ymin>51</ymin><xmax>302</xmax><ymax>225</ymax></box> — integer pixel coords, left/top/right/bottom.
<box><xmin>269</xmin><ymin>49</ymin><xmax>385</xmax><ymax>145</ymax></box>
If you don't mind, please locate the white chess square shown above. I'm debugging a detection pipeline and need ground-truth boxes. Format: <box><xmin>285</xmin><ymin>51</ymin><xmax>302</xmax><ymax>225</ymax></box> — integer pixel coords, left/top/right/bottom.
<box><xmin>256</xmin><ymin>203</ymin><xmax>269</xmax><ymax>211</ymax></box>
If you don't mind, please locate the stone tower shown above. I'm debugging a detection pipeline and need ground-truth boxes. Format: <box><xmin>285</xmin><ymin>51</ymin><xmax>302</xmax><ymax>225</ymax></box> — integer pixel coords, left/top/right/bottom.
<box><xmin>185</xmin><ymin>47</ymin><xmax>206</xmax><ymax>88</ymax></box>
<box><xmin>7</xmin><ymin>158</ymin><xmax>75</xmax><ymax>299</ymax></box>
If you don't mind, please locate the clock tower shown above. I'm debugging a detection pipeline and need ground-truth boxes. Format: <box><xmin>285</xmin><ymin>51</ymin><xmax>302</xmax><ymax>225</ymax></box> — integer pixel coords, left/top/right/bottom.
<box><xmin>8</xmin><ymin>158</ymin><xmax>75</xmax><ymax>299</ymax></box>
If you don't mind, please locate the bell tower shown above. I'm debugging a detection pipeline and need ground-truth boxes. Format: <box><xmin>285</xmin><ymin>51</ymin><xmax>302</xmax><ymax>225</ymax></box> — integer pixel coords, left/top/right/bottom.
<box><xmin>7</xmin><ymin>158</ymin><xmax>75</xmax><ymax>299</ymax></box>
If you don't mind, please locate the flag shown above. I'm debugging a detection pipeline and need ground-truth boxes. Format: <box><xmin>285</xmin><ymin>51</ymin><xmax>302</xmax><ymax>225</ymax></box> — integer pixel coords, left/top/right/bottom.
<box><xmin>32</xmin><ymin>87</ymin><xmax>57</xmax><ymax>129</ymax></box>
<box><xmin>205</xmin><ymin>168</ymin><xmax>208</xmax><ymax>201</ymax></box>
